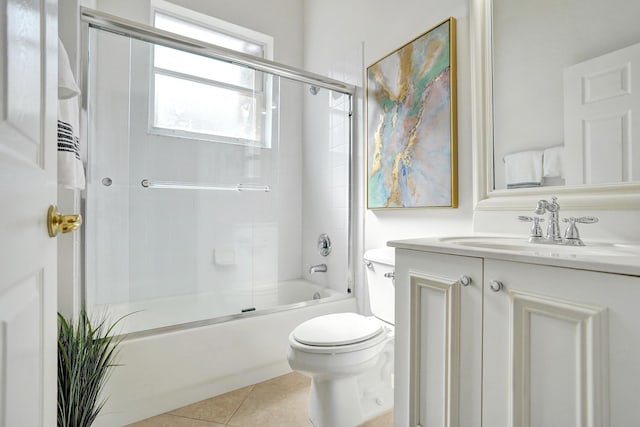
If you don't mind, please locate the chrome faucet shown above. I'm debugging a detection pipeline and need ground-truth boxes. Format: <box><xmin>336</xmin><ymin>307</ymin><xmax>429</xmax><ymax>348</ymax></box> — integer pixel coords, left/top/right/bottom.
<box><xmin>535</xmin><ymin>196</ymin><xmax>562</xmax><ymax>242</ymax></box>
<box><xmin>527</xmin><ymin>196</ymin><xmax>599</xmax><ymax>246</ymax></box>
<box><xmin>309</xmin><ymin>264</ymin><xmax>327</xmax><ymax>274</ymax></box>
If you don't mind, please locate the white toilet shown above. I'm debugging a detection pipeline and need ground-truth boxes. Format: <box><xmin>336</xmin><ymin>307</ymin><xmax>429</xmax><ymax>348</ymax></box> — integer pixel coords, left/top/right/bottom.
<box><xmin>287</xmin><ymin>247</ymin><xmax>395</xmax><ymax>427</ymax></box>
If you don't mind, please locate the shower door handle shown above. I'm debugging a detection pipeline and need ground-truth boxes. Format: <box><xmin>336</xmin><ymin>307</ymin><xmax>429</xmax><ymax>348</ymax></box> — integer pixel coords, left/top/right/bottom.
<box><xmin>47</xmin><ymin>205</ymin><xmax>83</xmax><ymax>237</ymax></box>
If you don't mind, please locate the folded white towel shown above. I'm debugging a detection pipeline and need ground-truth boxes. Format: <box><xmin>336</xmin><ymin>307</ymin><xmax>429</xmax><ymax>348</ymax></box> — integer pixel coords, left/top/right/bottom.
<box><xmin>504</xmin><ymin>150</ymin><xmax>543</xmax><ymax>188</ymax></box>
<box><xmin>543</xmin><ymin>145</ymin><xmax>564</xmax><ymax>178</ymax></box>
<box><xmin>58</xmin><ymin>39</ymin><xmax>85</xmax><ymax>190</ymax></box>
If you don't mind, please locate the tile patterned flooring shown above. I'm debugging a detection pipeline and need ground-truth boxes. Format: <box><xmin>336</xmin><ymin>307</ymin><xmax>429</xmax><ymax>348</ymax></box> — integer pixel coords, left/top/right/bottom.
<box><xmin>128</xmin><ymin>372</ymin><xmax>393</xmax><ymax>427</ymax></box>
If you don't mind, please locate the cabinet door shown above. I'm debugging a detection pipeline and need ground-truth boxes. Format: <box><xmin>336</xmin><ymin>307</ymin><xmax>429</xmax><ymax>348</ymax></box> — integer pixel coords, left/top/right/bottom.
<box><xmin>483</xmin><ymin>259</ymin><xmax>640</xmax><ymax>427</ymax></box>
<box><xmin>395</xmin><ymin>249</ymin><xmax>483</xmax><ymax>427</ymax></box>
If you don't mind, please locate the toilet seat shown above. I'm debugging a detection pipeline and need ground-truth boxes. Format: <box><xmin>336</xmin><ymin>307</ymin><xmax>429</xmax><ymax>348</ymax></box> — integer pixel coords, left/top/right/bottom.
<box><xmin>293</xmin><ymin>312</ymin><xmax>383</xmax><ymax>346</ymax></box>
<box><xmin>290</xmin><ymin>313</ymin><xmax>391</xmax><ymax>355</ymax></box>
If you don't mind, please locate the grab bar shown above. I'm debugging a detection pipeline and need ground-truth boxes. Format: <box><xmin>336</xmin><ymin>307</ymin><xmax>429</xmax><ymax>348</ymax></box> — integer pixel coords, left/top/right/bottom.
<box><xmin>141</xmin><ymin>179</ymin><xmax>271</xmax><ymax>192</ymax></box>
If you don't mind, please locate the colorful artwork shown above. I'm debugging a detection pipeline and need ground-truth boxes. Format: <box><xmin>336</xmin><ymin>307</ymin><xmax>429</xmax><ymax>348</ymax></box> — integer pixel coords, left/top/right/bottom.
<box><xmin>366</xmin><ymin>18</ymin><xmax>458</xmax><ymax>209</ymax></box>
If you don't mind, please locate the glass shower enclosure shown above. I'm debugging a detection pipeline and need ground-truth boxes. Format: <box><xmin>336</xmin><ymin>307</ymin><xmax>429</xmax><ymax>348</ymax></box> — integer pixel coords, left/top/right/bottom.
<box><xmin>81</xmin><ymin>9</ymin><xmax>356</xmax><ymax>335</ymax></box>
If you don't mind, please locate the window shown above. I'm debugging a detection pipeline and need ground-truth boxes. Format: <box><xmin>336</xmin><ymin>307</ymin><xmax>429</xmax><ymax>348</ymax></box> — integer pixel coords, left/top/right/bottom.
<box><xmin>150</xmin><ymin>1</ymin><xmax>275</xmax><ymax>147</ymax></box>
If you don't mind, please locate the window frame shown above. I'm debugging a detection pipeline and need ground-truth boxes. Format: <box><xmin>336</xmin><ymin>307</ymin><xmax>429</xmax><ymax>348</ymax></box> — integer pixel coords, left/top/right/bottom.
<box><xmin>148</xmin><ymin>0</ymin><xmax>275</xmax><ymax>148</ymax></box>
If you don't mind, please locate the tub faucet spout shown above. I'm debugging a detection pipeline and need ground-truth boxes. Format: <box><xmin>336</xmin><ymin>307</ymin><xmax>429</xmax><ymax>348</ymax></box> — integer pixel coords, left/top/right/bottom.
<box><xmin>309</xmin><ymin>264</ymin><xmax>327</xmax><ymax>274</ymax></box>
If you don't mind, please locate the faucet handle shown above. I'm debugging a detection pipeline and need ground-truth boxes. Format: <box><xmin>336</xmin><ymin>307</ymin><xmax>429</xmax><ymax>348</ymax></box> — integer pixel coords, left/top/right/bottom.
<box><xmin>573</xmin><ymin>216</ymin><xmax>599</xmax><ymax>224</ymax></box>
<box><xmin>518</xmin><ymin>215</ymin><xmax>544</xmax><ymax>241</ymax></box>
<box><xmin>518</xmin><ymin>215</ymin><xmax>544</xmax><ymax>223</ymax></box>
<box><xmin>562</xmin><ymin>216</ymin><xmax>599</xmax><ymax>245</ymax></box>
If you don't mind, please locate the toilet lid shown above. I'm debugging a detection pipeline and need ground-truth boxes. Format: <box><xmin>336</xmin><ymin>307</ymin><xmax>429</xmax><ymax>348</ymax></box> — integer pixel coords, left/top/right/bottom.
<box><xmin>292</xmin><ymin>313</ymin><xmax>383</xmax><ymax>346</ymax></box>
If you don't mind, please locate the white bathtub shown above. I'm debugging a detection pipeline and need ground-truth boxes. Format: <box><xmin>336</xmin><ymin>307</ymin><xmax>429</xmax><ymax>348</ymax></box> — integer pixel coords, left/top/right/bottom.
<box><xmin>93</xmin><ymin>280</ymin><xmax>356</xmax><ymax>427</ymax></box>
<box><xmin>97</xmin><ymin>279</ymin><xmax>344</xmax><ymax>335</ymax></box>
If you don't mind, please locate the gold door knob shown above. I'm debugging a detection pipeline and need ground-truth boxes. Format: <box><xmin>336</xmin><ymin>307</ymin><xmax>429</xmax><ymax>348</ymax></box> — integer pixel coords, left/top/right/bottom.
<box><xmin>47</xmin><ymin>205</ymin><xmax>83</xmax><ymax>237</ymax></box>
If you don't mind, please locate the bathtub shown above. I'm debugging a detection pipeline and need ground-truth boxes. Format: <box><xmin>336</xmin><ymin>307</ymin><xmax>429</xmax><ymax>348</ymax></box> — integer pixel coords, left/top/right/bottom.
<box><xmin>93</xmin><ymin>280</ymin><xmax>356</xmax><ymax>426</ymax></box>
<box><xmin>97</xmin><ymin>279</ymin><xmax>345</xmax><ymax>335</ymax></box>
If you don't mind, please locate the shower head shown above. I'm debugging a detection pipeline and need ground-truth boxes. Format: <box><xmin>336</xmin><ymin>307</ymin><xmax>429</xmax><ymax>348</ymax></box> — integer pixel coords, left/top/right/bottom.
<box><xmin>309</xmin><ymin>85</ymin><xmax>320</xmax><ymax>95</ymax></box>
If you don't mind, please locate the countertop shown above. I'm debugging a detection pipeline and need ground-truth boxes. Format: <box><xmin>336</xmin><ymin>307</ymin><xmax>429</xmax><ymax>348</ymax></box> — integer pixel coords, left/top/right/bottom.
<box><xmin>388</xmin><ymin>234</ymin><xmax>640</xmax><ymax>277</ymax></box>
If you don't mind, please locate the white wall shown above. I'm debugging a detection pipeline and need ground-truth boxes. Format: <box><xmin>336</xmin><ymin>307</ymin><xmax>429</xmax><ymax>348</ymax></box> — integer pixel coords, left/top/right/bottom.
<box><xmin>303</xmin><ymin>0</ymin><xmax>474</xmax><ymax>256</ymax></box>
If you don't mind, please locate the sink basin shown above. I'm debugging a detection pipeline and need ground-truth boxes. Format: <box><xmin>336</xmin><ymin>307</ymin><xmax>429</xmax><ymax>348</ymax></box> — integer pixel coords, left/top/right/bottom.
<box><xmin>437</xmin><ymin>236</ymin><xmax>640</xmax><ymax>258</ymax></box>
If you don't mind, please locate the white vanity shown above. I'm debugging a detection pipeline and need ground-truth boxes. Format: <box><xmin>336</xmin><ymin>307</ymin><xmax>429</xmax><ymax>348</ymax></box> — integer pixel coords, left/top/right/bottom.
<box><xmin>389</xmin><ymin>235</ymin><xmax>640</xmax><ymax>427</ymax></box>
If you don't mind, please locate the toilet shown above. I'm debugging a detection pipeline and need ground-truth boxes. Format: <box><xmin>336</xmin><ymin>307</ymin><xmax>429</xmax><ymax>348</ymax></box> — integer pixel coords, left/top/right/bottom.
<box><xmin>287</xmin><ymin>247</ymin><xmax>395</xmax><ymax>427</ymax></box>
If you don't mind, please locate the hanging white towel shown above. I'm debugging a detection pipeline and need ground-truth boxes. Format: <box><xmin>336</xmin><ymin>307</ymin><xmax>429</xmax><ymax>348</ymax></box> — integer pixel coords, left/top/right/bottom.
<box><xmin>504</xmin><ymin>150</ymin><xmax>543</xmax><ymax>188</ymax></box>
<box><xmin>58</xmin><ymin>38</ymin><xmax>85</xmax><ymax>190</ymax></box>
<box><xmin>543</xmin><ymin>145</ymin><xmax>564</xmax><ymax>178</ymax></box>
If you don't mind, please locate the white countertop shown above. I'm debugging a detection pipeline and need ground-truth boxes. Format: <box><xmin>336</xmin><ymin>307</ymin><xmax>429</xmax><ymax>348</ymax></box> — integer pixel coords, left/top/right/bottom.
<box><xmin>388</xmin><ymin>234</ymin><xmax>640</xmax><ymax>277</ymax></box>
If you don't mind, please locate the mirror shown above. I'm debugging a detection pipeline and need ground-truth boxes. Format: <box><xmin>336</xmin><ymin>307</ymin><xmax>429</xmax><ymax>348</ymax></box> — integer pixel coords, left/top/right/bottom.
<box><xmin>471</xmin><ymin>0</ymin><xmax>640</xmax><ymax>209</ymax></box>
<box><xmin>493</xmin><ymin>0</ymin><xmax>640</xmax><ymax>191</ymax></box>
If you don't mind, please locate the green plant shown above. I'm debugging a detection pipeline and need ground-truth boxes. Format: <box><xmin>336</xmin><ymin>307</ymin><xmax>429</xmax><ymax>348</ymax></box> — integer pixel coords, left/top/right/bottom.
<box><xmin>57</xmin><ymin>309</ymin><xmax>126</xmax><ymax>427</ymax></box>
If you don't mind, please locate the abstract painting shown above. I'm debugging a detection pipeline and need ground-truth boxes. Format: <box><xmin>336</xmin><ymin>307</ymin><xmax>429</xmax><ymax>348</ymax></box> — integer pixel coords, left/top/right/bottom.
<box><xmin>366</xmin><ymin>18</ymin><xmax>458</xmax><ymax>209</ymax></box>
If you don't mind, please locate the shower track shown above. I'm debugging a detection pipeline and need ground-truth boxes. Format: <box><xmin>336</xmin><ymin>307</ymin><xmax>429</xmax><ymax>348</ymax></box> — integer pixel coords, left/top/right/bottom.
<box><xmin>80</xmin><ymin>7</ymin><xmax>356</xmax><ymax>96</ymax></box>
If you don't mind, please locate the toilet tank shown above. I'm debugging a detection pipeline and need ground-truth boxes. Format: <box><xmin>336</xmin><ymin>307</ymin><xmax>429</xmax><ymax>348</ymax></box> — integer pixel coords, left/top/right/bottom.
<box><xmin>363</xmin><ymin>247</ymin><xmax>395</xmax><ymax>325</ymax></box>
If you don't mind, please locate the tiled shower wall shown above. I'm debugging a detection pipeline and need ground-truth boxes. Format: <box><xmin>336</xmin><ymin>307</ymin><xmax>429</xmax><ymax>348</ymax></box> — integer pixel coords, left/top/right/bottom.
<box><xmin>302</xmin><ymin>46</ymin><xmax>363</xmax><ymax>295</ymax></box>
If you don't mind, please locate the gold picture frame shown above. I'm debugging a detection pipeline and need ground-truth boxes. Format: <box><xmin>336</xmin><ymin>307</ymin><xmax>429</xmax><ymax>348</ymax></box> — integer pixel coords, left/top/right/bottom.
<box><xmin>366</xmin><ymin>17</ymin><xmax>458</xmax><ymax>209</ymax></box>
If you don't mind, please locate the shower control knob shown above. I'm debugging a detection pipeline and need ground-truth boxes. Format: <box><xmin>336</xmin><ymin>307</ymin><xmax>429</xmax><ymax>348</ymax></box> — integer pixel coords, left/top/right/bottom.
<box><xmin>317</xmin><ymin>234</ymin><xmax>332</xmax><ymax>256</ymax></box>
<box><xmin>458</xmin><ymin>275</ymin><xmax>472</xmax><ymax>286</ymax></box>
<box><xmin>489</xmin><ymin>280</ymin><xmax>504</xmax><ymax>292</ymax></box>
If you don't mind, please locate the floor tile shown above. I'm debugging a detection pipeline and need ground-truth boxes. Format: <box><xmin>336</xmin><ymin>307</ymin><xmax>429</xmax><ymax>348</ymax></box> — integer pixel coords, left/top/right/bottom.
<box><xmin>129</xmin><ymin>372</ymin><xmax>394</xmax><ymax>427</ymax></box>
<box><xmin>226</xmin><ymin>372</ymin><xmax>313</xmax><ymax>427</ymax></box>
<box><xmin>168</xmin><ymin>385</ymin><xmax>254</xmax><ymax>424</ymax></box>
<box><xmin>359</xmin><ymin>410</ymin><xmax>393</xmax><ymax>427</ymax></box>
<box><xmin>127</xmin><ymin>413</ymin><xmax>225</xmax><ymax>426</ymax></box>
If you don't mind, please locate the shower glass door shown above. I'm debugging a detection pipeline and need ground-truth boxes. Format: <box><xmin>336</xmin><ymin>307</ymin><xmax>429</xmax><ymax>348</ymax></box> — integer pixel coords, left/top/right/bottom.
<box><xmin>85</xmin><ymin>28</ymin><xmax>281</xmax><ymax>333</ymax></box>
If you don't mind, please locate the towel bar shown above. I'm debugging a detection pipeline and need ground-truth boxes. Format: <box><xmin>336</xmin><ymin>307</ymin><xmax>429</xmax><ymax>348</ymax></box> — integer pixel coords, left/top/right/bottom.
<box><xmin>141</xmin><ymin>179</ymin><xmax>271</xmax><ymax>192</ymax></box>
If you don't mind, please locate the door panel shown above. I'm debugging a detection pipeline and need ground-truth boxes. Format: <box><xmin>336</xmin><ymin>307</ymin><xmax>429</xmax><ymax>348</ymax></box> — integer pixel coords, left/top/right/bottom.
<box><xmin>511</xmin><ymin>290</ymin><xmax>607</xmax><ymax>427</ymax></box>
<box><xmin>483</xmin><ymin>259</ymin><xmax>617</xmax><ymax>427</ymax></box>
<box><xmin>0</xmin><ymin>0</ymin><xmax>58</xmax><ymax>425</ymax></box>
<box><xmin>410</xmin><ymin>273</ymin><xmax>461</xmax><ymax>427</ymax></box>
<box><xmin>0</xmin><ymin>272</ymin><xmax>45</xmax><ymax>426</ymax></box>
<box><xmin>395</xmin><ymin>249</ymin><xmax>482</xmax><ymax>427</ymax></box>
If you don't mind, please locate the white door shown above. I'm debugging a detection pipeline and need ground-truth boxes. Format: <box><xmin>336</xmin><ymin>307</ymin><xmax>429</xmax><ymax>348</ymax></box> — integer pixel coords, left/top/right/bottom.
<box><xmin>564</xmin><ymin>42</ymin><xmax>640</xmax><ymax>185</ymax></box>
<box><xmin>0</xmin><ymin>0</ymin><xmax>58</xmax><ymax>425</ymax></box>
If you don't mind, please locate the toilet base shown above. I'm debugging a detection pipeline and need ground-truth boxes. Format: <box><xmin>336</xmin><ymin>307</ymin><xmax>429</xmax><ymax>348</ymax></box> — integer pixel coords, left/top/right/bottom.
<box><xmin>309</xmin><ymin>376</ymin><xmax>362</xmax><ymax>427</ymax></box>
<box><xmin>306</xmin><ymin>343</ymin><xmax>394</xmax><ymax>427</ymax></box>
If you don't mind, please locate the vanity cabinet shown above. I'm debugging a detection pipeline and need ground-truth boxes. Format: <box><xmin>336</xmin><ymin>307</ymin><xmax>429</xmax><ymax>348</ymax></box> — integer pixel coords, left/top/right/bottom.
<box><xmin>394</xmin><ymin>249</ymin><xmax>483</xmax><ymax>427</ymax></box>
<box><xmin>394</xmin><ymin>246</ymin><xmax>640</xmax><ymax>427</ymax></box>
